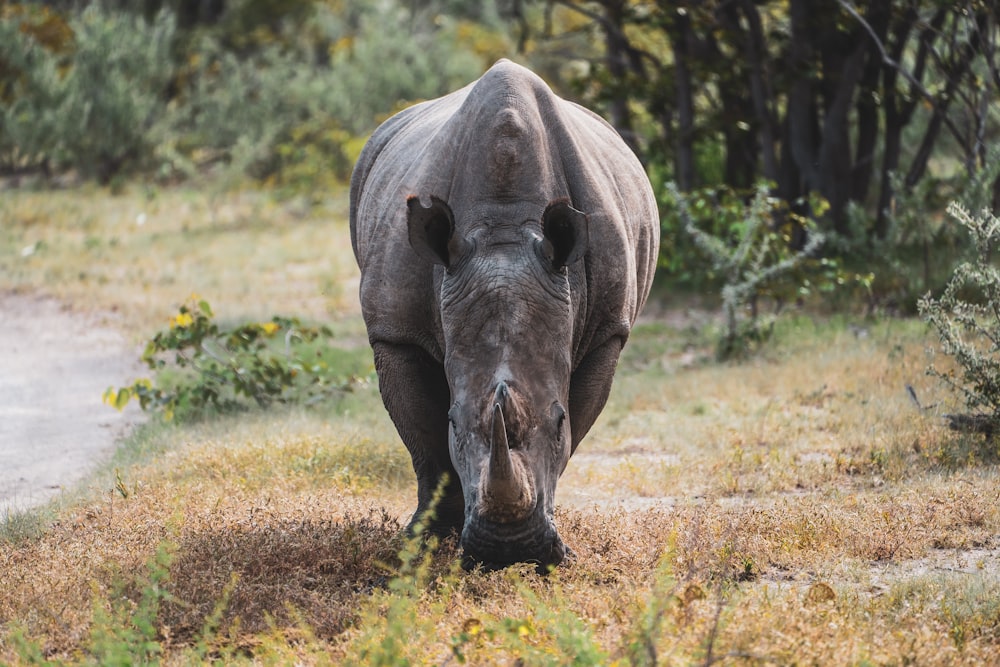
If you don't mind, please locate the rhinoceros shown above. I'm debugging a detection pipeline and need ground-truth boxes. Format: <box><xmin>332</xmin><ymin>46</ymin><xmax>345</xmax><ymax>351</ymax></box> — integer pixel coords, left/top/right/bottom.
<box><xmin>349</xmin><ymin>59</ymin><xmax>659</xmax><ymax>571</ymax></box>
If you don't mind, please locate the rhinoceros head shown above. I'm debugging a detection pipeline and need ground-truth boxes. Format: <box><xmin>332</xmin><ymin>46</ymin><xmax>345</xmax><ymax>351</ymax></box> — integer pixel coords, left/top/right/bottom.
<box><xmin>407</xmin><ymin>194</ymin><xmax>588</xmax><ymax>571</ymax></box>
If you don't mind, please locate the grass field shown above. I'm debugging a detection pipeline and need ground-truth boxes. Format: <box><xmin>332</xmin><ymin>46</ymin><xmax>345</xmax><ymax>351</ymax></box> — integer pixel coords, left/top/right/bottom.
<box><xmin>1</xmin><ymin>186</ymin><xmax>999</xmax><ymax>665</ymax></box>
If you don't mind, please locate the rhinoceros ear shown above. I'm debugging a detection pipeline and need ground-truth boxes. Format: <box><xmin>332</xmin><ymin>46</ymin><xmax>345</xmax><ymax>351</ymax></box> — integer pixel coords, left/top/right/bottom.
<box><xmin>407</xmin><ymin>195</ymin><xmax>458</xmax><ymax>268</ymax></box>
<box><xmin>541</xmin><ymin>200</ymin><xmax>589</xmax><ymax>271</ymax></box>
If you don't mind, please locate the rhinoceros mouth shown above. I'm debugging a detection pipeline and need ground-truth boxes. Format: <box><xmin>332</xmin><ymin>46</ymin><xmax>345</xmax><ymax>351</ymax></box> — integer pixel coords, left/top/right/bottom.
<box><xmin>459</xmin><ymin>514</ymin><xmax>566</xmax><ymax>573</ymax></box>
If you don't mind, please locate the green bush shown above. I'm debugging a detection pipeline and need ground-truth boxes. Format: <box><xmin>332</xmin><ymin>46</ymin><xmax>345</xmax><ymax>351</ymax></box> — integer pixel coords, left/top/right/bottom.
<box><xmin>669</xmin><ymin>182</ymin><xmax>840</xmax><ymax>359</ymax></box>
<box><xmin>0</xmin><ymin>5</ymin><xmax>73</xmax><ymax>174</ymax></box>
<box><xmin>919</xmin><ymin>202</ymin><xmax>1000</xmax><ymax>429</ymax></box>
<box><xmin>0</xmin><ymin>5</ymin><xmax>177</xmax><ymax>184</ymax></box>
<box><xmin>158</xmin><ymin>39</ymin><xmax>337</xmax><ymax>185</ymax></box>
<box><xmin>834</xmin><ymin>148</ymin><xmax>1000</xmax><ymax>310</ymax></box>
<box><xmin>1</xmin><ymin>2</ymin><xmax>489</xmax><ymax>189</ymax></box>
<box><xmin>59</xmin><ymin>7</ymin><xmax>176</xmax><ymax>184</ymax></box>
<box><xmin>156</xmin><ymin>1</ymin><xmax>486</xmax><ymax>191</ymax></box>
<box><xmin>105</xmin><ymin>298</ymin><xmax>366</xmax><ymax>421</ymax></box>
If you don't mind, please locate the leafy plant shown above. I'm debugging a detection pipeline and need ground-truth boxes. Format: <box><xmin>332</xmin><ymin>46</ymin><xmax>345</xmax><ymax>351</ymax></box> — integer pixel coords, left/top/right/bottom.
<box><xmin>475</xmin><ymin>585</ymin><xmax>610</xmax><ymax>666</ymax></box>
<box><xmin>58</xmin><ymin>7</ymin><xmax>176</xmax><ymax>185</ymax></box>
<box><xmin>668</xmin><ymin>182</ymin><xmax>830</xmax><ymax>359</ymax></box>
<box><xmin>155</xmin><ymin>1</ymin><xmax>487</xmax><ymax>192</ymax></box>
<box><xmin>105</xmin><ymin>298</ymin><xmax>363</xmax><ymax>421</ymax></box>
<box><xmin>919</xmin><ymin>202</ymin><xmax>1000</xmax><ymax>432</ymax></box>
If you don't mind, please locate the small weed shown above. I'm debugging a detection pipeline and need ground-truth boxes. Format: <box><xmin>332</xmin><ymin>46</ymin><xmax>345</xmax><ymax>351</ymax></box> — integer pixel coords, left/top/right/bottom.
<box><xmin>623</xmin><ymin>556</ymin><xmax>682</xmax><ymax>666</ymax></box>
<box><xmin>85</xmin><ymin>542</ymin><xmax>175</xmax><ymax>666</ymax></box>
<box><xmin>886</xmin><ymin>572</ymin><xmax>1000</xmax><ymax>649</ymax></box>
<box><xmin>0</xmin><ymin>506</ymin><xmax>47</xmax><ymax>545</ymax></box>
<box><xmin>340</xmin><ymin>483</ymin><xmax>456</xmax><ymax>666</ymax></box>
<box><xmin>460</xmin><ymin>580</ymin><xmax>611</xmax><ymax>666</ymax></box>
<box><xmin>939</xmin><ymin>573</ymin><xmax>1000</xmax><ymax>648</ymax></box>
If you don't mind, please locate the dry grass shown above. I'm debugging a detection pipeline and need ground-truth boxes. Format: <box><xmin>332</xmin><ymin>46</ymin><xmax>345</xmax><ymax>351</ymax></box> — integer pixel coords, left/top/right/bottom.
<box><xmin>1</xmin><ymin>187</ymin><xmax>999</xmax><ymax>664</ymax></box>
<box><xmin>0</xmin><ymin>186</ymin><xmax>361</xmax><ymax>337</ymax></box>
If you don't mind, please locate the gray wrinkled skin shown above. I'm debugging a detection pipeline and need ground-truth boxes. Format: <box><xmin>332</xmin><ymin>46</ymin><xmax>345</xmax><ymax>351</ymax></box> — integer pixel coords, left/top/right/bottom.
<box><xmin>349</xmin><ymin>60</ymin><xmax>659</xmax><ymax>571</ymax></box>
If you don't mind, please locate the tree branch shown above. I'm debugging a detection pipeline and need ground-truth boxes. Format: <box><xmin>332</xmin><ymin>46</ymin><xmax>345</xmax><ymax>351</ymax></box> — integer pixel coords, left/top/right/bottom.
<box><xmin>835</xmin><ymin>0</ymin><xmax>967</xmax><ymax>147</ymax></box>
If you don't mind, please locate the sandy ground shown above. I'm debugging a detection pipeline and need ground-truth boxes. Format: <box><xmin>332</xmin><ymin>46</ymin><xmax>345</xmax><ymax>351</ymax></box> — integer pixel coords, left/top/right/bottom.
<box><xmin>0</xmin><ymin>293</ymin><xmax>143</xmax><ymax>514</ymax></box>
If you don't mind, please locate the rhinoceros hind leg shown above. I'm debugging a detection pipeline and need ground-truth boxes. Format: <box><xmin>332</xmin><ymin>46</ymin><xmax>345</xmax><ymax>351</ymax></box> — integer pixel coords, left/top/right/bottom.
<box><xmin>371</xmin><ymin>341</ymin><xmax>464</xmax><ymax>536</ymax></box>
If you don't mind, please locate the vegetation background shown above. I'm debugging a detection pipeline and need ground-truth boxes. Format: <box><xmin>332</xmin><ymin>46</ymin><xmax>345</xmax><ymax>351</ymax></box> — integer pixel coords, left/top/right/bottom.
<box><xmin>1</xmin><ymin>0</ymin><xmax>999</xmax><ymax>664</ymax></box>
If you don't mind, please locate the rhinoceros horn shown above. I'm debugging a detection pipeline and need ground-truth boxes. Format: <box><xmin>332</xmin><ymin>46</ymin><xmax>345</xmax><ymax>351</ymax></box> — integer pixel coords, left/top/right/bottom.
<box><xmin>481</xmin><ymin>393</ymin><xmax>535</xmax><ymax>521</ymax></box>
<box><xmin>489</xmin><ymin>401</ymin><xmax>514</xmax><ymax>481</ymax></box>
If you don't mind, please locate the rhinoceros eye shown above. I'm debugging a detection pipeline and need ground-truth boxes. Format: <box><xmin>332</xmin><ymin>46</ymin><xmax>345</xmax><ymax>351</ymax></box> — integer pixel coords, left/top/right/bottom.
<box><xmin>552</xmin><ymin>403</ymin><xmax>566</xmax><ymax>432</ymax></box>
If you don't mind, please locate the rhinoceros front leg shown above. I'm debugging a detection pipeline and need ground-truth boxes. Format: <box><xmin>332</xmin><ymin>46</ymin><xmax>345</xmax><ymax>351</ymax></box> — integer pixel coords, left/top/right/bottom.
<box><xmin>568</xmin><ymin>336</ymin><xmax>625</xmax><ymax>455</ymax></box>
<box><xmin>371</xmin><ymin>341</ymin><xmax>465</xmax><ymax>536</ymax></box>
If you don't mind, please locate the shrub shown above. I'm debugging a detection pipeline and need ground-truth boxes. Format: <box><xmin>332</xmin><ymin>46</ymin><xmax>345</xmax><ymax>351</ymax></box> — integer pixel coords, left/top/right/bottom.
<box><xmin>157</xmin><ymin>38</ymin><xmax>336</xmax><ymax>186</ymax></box>
<box><xmin>0</xmin><ymin>5</ymin><xmax>73</xmax><ymax>174</ymax></box>
<box><xmin>0</xmin><ymin>5</ymin><xmax>176</xmax><ymax>184</ymax></box>
<box><xmin>58</xmin><ymin>7</ymin><xmax>176</xmax><ymax>184</ymax></box>
<box><xmin>341</xmin><ymin>485</ymin><xmax>455</xmax><ymax>667</ymax></box>
<box><xmin>840</xmin><ymin>148</ymin><xmax>1000</xmax><ymax>310</ymax></box>
<box><xmin>155</xmin><ymin>1</ymin><xmax>486</xmax><ymax>192</ymax></box>
<box><xmin>105</xmin><ymin>298</ymin><xmax>365</xmax><ymax>421</ymax></box>
<box><xmin>86</xmin><ymin>543</ymin><xmax>174</xmax><ymax>666</ymax></box>
<box><xmin>668</xmin><ymin>182</ymin><xmax>831</xmax><ymax>359</ymax></box>
<box><xmin>919</xmin><ymin>202</ymin><xmax>1000</xmax><ymax>431</ymax></box>
<box><xmin>2</xmin><ymin>2</ymin><xmax>490</xmax><ymax>189</ymax></box>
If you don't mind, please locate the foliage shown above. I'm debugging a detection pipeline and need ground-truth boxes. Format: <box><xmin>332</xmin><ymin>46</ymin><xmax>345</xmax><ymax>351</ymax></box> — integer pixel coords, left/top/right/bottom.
<box><xmin>860</xmin><ymin>144</ymin><xmax>1000</xmax><ymax>307</ymax></box>
<box><xmin>0</xmin><ymin>5</ymin><xmax>69</xmax><ymax>174</ymax></box>
<box><xmin>8</xmin><ymin>542</ymin><xmax>175</xmax><ymax>666</ymax></box>
<box><xmin>543</xmin><ymin>0</ymin><xmax>1000</xmax><ymax>242</ymax></box>
<box><xmin>919</xmin><ymin>202</ymin><xmax>1000</xmax><ymax>427</ymax></box>
<box><xmin>157</xmin><ymin>37</ymin><xmax>350</xmax><ymax>188</ymax></box>
<box><xmin>0</xmin><ymin>1</ymin><xmax>494</xmax><ymax>190</ymax></box>
<box><xmin>0</xmin><ymin>5</ymin><xmax>176</xmax><ymax>183</ymax></box>
<box><xmin>159</xmin><ymin>1</ymin><xmax>486</xmax><ymax>192</ymax></box>
<box><xmin>58</xmin><ymin>7</ymin><xmax>176</xmax><ymax>186</ymax></box>
<box><xmin>104</xmin><ymin>298</ymin><xmax>362</xmax><ymax>421</ymax></box>
<box><xmin>669</xmin><ymin>181</ymin><xmax>847</xmax><ymax>359</ymax></box>
<box><xmin>8</xmin><ymin>541</ymin><xmax>249</xmax><ymax>666</ymax></box>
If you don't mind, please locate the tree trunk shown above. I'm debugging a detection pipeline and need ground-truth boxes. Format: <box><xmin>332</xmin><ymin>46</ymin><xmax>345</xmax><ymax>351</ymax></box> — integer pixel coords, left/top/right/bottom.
<box><xmin>874</xmin><ymin>5</ymin><xmax>941</xmax><ymax>238</ymax></box>
<box><xmin>786</xmin><ymin>0</ymin><xmax>821</xmax><ymax>194</ymax></box>
<box><xmin>851</xmin><ymin>0</ymin><xmax>892</xmax><ymax>206</ymax></box>
<box><xmin>599</xmin><ymin>0</ymin><xmax>643</xmax><ymax>158</ymax></box>
<box><xmin>739</xmin><ymin>0</ymin><xmax>779</xmax><ymax>185</ymax></box>
<box><xmin>904</xmin><ymin>8</ymin><xmax>986</xmax><ymax>189</ymax></box>
<box><xmin>818</xmin><ymin>38</ymin><xmax>869</xmax><ymax>234</ymax></box>
<box><xmin>667</xmin><ymin>10</ymin><xmax>697</xmax><ymax>191</ymax></box>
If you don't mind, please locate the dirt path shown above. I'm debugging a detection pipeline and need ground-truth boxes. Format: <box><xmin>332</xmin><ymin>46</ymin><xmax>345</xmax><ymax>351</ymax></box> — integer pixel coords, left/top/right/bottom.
<box><xmin>0</xmin><ymin>293</ymin><xmax>143</xmax><ymax>514</ymax></box>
